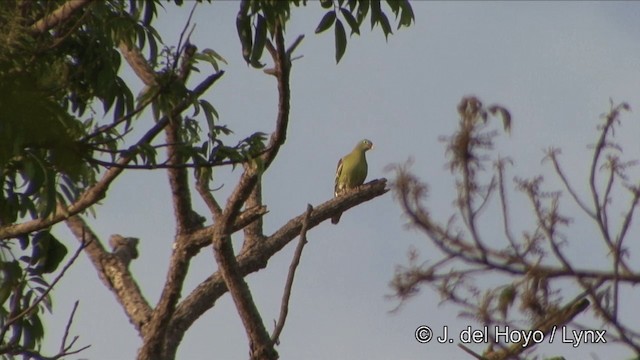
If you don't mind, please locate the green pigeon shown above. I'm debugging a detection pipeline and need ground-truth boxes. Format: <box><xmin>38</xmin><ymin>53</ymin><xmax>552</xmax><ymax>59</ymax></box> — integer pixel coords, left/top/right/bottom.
<box><xmin>331</xmin><ymin>139</ymin><xmax>373</xmax><ymax>224</ymax></box>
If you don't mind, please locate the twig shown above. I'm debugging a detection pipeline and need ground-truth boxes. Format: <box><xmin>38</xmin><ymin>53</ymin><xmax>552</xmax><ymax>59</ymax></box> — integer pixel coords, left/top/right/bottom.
<box><xmin>457</xmin><ymin>343</ymin><xmax>485</xmax><ymax>360</ymax></box>
<box><xmin>60</xmin><ymin>301</ymin><xmax>77</xmax><ymax>352</ymax></box>
<box><xmin>59</xmin><ymin>301</ymin><xmax>89</xmax><ymax>356</ymax></box>
<box><xmin>546</xmin><ymin>150</ymin><xmax>596</xmax><ymax>219</ymax></box>
<box><xmin>272</xmin><ymin>204</ymin><xmax>312</xmax><ymax>345</ymax></box>
<box><xmin>5</xmin><ymin>239</ymin><xmax>88</xmax><ymax>327</ymax></box>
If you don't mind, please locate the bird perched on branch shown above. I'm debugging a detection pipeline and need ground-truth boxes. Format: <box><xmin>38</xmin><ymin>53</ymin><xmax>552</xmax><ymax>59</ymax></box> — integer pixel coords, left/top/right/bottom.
<box><xmin>332</xmin><ymin>139</ymin><xmax>373</xmax><ymax>224</ymax></box>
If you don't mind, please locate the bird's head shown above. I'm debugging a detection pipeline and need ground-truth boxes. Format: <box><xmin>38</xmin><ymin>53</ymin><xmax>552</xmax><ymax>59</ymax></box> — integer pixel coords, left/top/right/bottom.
<box><xmin>356</xmin><ymin>139</ymin><xmax>373</xmax><ymax>151</ymax></box>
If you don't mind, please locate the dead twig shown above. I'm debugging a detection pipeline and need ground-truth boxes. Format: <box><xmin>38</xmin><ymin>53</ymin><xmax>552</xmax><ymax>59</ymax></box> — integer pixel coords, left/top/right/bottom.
<box><xmin>272</xmin><ymin>204</ymin><xmax>313</xmax><ymax>345</ymax></box>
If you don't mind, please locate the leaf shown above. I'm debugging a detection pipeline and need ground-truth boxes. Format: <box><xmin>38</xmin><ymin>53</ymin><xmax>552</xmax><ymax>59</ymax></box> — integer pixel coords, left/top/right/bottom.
<box><xmin>29</xmin><ymin>315</ymin><xmax>44</xmax><ymax>343</ymax></box>
<box><xmin>17</xmin><ymin>235</ymin><xmax>29</xmax><ymax>251</ymax></box>
<box><xmin>315</xmin><ymin>10</ymin><xmax>336</xmax><ymax>34</ymax></box>
<box><xmin>113</xmin><ymin>95</ymin><xmax>125</xmax><ymax>123</ymax></box>
<box><xmin>250</xmin><ymin>14</ymin><xmax>267</xmax><ymax>68</ymax></box>
<box><xmin>30</xmin><ymin>232</ymin><xmax>68</xmax><ymax>275</ymax></box>
<box><xmin>356</xmin><ymin>0</ymin><xmax>369</xmax><ymax>24</ymax></box>
<box><xmin>22</xmin><ymin>158</ymin><xmax>45</xmax><ymax>197</ymax></box>
<box><xmin>378</xmin><ymin>11</ymin><xmax>392</xmax><ymax>39</ymax></box>
<box><xmin>347</xmin><ymin>0</ymin><xmax>357</xmax><ymax>12</ymax></box>
<box><xmin>204</xmin><ymin>48</ymin><xmax>228</xmax><ymax>65</ymax></box>
<box><xmin>199</xmin><ymin>100</ymin><xmax>218</xmax><ymax>136</ymax></box>
<box><xmin>40</xmin><ymin>234</ymin><xmax>68</xmax><ymax>274</ymax></box>
<box><xmin>41</xmin><ymin>169</ymin><xmax>57</xmax><ymax>218</ymax></box>
<box><xmin>398</xmin><ymin>0</ymin><xmax>415</xmax><ymax>28</ymax></box>
<box><xmin>488</xmin><ymin>105</ymin><xmax>512</xmax><ymax>133</ymax></box>
<box><xmin>236</xmin><ymin>10</ymin><xmax>253</xmax><ymax>63</ymax></box>
<box><xmin>498</xmin><ymin>285</ymin><xmax>517</xmax><ymax>318</ymax></box>
<box><xmin>319</xmin><ymin>0</ymin><xmax>333</xmax><ymax>9</ymax></box>
<box><xmin>340</xmin><ymin>8</ymin><xmax>360</xmax><ymax>35</ymax></box>
<box><xmin>0</xmin><ymin>284</ymin><xmax>10</xmax><ymax>306</ymax></box>
<box><xmin>385</xmin><ymin>0</ymin><xmax>400</xmax><ymax>15</ymax></box>
<box><xmin>334</xmin><ymin>19</ymin><xmax>347</xmax><ymax>63</ymax></box>
<box><xmin>370</xmin><ymin>0</ymin><xmax>381</xmax><ymax>30</ymax></box>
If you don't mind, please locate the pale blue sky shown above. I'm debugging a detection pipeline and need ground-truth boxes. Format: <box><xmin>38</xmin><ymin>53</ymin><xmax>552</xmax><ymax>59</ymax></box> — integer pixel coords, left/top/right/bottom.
<box><xmin>43</xmin><ymin>2</ymin><xmax>640</xmax><ymax>359</ymax></box>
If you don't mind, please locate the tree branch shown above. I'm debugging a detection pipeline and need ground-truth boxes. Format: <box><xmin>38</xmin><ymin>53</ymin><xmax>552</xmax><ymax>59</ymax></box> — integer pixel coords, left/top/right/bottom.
<box><xmin>65</xmin><ymin>215</ymin><xmax>152</xmax><ymax>335</ymax></box>
<box><xmin>271</xmin><ymin>204</ymin><xmax>312</xmax><ymax>345</ymax></box>
<box><xmin>163</xmin><ymin>179</ymin><xmax>388</xmax><ymax>357</ymax></box>
<box><xmin>118</xmin><ymin>41</ymin><xmax>157</xmax><ymax>87</ymax></box>
<box><xmin>5</xmin><ymin>240</ymin><xmax>87</xmax><ymax>329</ymax></box>
<box><xmin>487</xmin><ymin>298</ymin><xmax>589</xmax><ymax>359</ymax></box>
<box><xmin>30</xmin><ymin>0</ymin><xmax>94</xmax><ymax>34</ymax></box>
<box><xmin>0</xmin><ymin>71</ymin><xmax>224</xmax><ymax>241</ymax></box>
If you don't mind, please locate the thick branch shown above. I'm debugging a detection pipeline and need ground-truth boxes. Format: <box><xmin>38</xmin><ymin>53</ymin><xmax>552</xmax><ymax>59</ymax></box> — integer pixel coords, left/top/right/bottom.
<box><xmin>187</xmin><ymin>27</ymin><xmax>292</xmax><ymax>359</ymax></box>
<box><xmin>138</xmin><ymin>117</ymin><xmax>200</xmax><ymax>360</ymax></box>
<box><xmin>213</xmin><ymin>230</ymin><xmax>276</xmax><ymax>359</ymax></box>
<box><xmin>30</xmin><ymin>0</ymin><xmax>94</xmax><ymax>34</ymax></box>
<box><xmin>242</xmin><ymin>174</ymin><xmax>266</xmax><ymax>251</ymax></box>
<box><xmin>163</xmin><ymin>179</ymin><xmax>388</xmax><ymax>356</ymax></box>
<box><xmin>65</xmin><ymin>215</ymin><xmax>152</xmax><ymax>335</ymax></box>
<box><xmin>118</xmin><ymin>41</ymin><xmax>157</xmax><ymax>87</ymax></box>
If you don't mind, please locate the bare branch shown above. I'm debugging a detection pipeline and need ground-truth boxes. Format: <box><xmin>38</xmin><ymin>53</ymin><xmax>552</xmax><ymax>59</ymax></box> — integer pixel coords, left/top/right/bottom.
<box><xmin>495</xmin><ymin>158</ymin><xmax>518</xmax><ymax>253</ymax></box>
<box><xmin>546</xmin><ymin>149</ymin><xmax>596</xmax><ymax>218</ymax></box>
<box><xmin>271</xmin><ymin>204</ymin><xmax>312</xmax><ymax>345</ymax></box>
<box><xmin>65</xmin><ymin>215</ymin><xmax>152</xmax><ymax>335</ymax></box>
<box><xmin>57</xmin><ymin>301</ymin><xmax>90</xmax><ymax>358</ymax></box>
<box><xmin>30</xmin><ymin>0</ymin><xmax>94</xmax><ymax>34</ymax></box>
<box><xmin>164</xmin><ymin>179</ymin><xmax>388</xmax><ymax>357</ymax></box>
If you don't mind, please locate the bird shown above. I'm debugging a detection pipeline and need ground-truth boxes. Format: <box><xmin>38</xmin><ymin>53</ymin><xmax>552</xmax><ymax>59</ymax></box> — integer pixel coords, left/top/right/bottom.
<box><xmin>331</xmin><ymin>139</ymin><xmax>373</xmax><ymax>224</ymax></box>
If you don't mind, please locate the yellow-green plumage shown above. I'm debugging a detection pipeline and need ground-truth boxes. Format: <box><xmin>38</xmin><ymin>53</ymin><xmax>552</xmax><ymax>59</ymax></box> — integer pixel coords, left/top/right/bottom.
<box><xmin>332</xmin><ymin>139</ymin><xmax>373</xmax><ymax>224</ymax></box>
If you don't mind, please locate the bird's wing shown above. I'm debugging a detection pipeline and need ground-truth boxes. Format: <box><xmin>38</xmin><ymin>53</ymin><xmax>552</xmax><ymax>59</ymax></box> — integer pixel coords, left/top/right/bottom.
<box><xmin>334</xmin><ymin>157</ymin><xmax>344</xmax><ymax>197</ymax></box>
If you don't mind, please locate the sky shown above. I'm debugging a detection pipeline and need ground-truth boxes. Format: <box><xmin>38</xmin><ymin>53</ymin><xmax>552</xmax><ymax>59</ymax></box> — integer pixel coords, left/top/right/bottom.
<box><xmin>41</xmin><ymin>1</ymin><xmax>640</xmax><ymax>359</ymax></box>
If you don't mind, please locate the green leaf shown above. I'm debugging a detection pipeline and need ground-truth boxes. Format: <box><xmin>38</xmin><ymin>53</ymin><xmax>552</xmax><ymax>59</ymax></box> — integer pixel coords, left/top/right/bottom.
<box><xmin>0</xmin><ymin>284</ymin><xmax>10</xmax><ymax>306</ymax></box>
<box><xmin>385</xmin><ymin>0</ymin><xmax>400</xmax><ymax>15</ymax></box>
<box><xmin>31</xmin><ymin>232</ymin><xmax>68</xmax><ymax>275</ymax></box>
<box><xmin>347</xmin><ymin>0</ymin><xmax>357</xmax><ymax>12</ymax></box>
<box><xmin>29</xmin><ymin>315</ymin><xmax>44</xmax><ymax>343</ymax></box>
<box><xmin>370</xmin><ymin>0</ymin><xmax>381</xmax><ymax>30</ymax></box>
<box><xmin>340</xmin><ymin>8</ymin><xmax>360</xmax><ymax>35</ymax></box>
<box><xmin>356</xmin><ymin>0</ymin><xmax>370</xmax><ymax>24</ymax></box>
<box><xmin>334</xmin><ymin>19</ymin><xmax>347</xmax><ymax>63</ymax></box>
<box><xmin>204</xmin><ymin>48</ymin><xmax>228</xmax><ymax>65</ymax></box>
<box><xmin>199</xmin><ymin>100</ymin><xmax>218</xmax><ymax>137</ymax></box>
<box><xmin>250</xmin><ymin>14</ymin><xmax>268</xmax><ymax>68</ymax></box>
<box><xmin>236</xmin><ymin>10</ymin><xmax>253</xmax><ymax>63</ymax></box>
<box><xmin>319</xmin><ymin>0</ymin><xmax>333</xmax><ymax>9</ymax></box>
<box><xmin>398</xmin><ymin>0</ymin><xmax>414</xmax><ymax>28</ymax></box>
<box><xmin>315</xmin><ymin>10</ymin><xmax>336</xmax><ymax>34</ymax></box>
<box><xmin>378</xmin><ymin>11</ymin><xmax>392</xmax><ymax>39</ymax></box>
<box><xmin>17</xmin><ymin>235</ymin><xmax>29</xmax><ymax>251</ymax></box>
<box><xmin>42</xmin><ymin>169</ymin><xmax>57</xmax><ymax>218</ymax></box>
<box><xmin>22</xmin><ymin>158</ymin><xmax>45</xmax><ymax>197</ymax></box>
